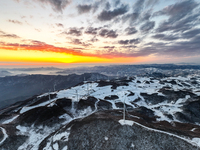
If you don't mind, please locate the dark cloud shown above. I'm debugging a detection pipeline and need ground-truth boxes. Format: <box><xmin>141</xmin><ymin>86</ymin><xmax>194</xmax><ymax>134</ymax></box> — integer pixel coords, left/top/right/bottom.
<box><xmin>103</xmin><ymin>46</ymin><xmax>115</xmax><ymax>49</ymax></box>
<box><xmin>63</xmin><ymin>27</ymin><xmax>83</xmax><ymax>36</ymax></box>
<box><xmin>118</xmin><ymin>38</ymin><xmax>140</xmax><ymax>45</ymax></box>
<box><xmin>37</xmin><ymin>0</ymin><xmax>71</xmax><ymax>12</ymax></box>
<box><xmin>85</xmin><ymin>27</ymin><xmax>98</xmax><ymax>35</ymax></box>
<box><xmin>99</xmin><ymin>29</ymin><xmax>118</xmax><ymax>38</ymax></box>
<box><xmin>153</xmin><ymin>26</ymin><xmax>200</xmax><ymax>42</ymax></box>
<box><xmin>144</xmin><ymin>41</ymin><xmax>166</xmax><ymax>46</ymax></box>
<box><xmin>56</xmin><ymin>23</ymin><xmax>64</xmax><ymax>28</ymax></box>
<box><xmin>98</xmin><ymin>4</ymin><xmax>129</xmax><ymax>21</ymax></box>
<box><xmin>16</xmin><ymin>0</ymin><xmax>71</xmax><ymax>12</ymax></box>
<box><xmin>133</xmin><ymin>0</ymin><xmax>145</xmax><ymax>13</ymax></box>
<box><xmin>155</xmin><ymin>0</ymin><xmax>199</xmax><ymax>33</ymax></box>
<box><xmin>155</xmin><ymin>0</ymin><xmax>197</xmax><ymax>21</ymax></box>
<box><xmin>99</xmin><ymin>33</ymin><xmax>200</xmax><ymax>57</ymax></box>
<box><xmin>77</xmin><ymin>4</ymin><xmax>92</xmax><ymax>14</ymax></box>
<box><xmin>105</xmin><ymin>2</ymin><xmax>111</xmax><ymax>10</ymax></box>
<box><xmin>145</xmin><ymin>0</ymin><xmax>159</xmax><ymax>8</ymax></box>
<box><xmin>92</xmin><ymin>0</ymin><xmax>107</xmax><ymax>13</ymax></box>
<box><xmin>122</xmin><ymin>13</ymin><xmax>139</xmax><ymax>24</ymax></box>
<box><xmin>0</xmin><ymin>30</ymin><xmax>20</xmax><ymax>38</ymax></box>
<box><xmin>156</xmin><ymin>13</ymin><xmax>200</xmax><ymax>33</ymax></box>
<box><xmin>140</xmin><ymin>21</ymin><xmax>155</xmax><ymax>32</ymax></box>
<box><xmin>96</xmin><ymin>47</ymin><xmax>156</xmax><ymax>58</ymax></box>
<box><xmin>114</xmin><ymin>0</ymin><xmax>121</xmax><ymax>7</ymax></box>
<box><xmin>89</xmin><ymin>36</ymin><xmax>99</xmax><ymax>42</ymax></box>
<box><xmin>156</xmin><ymin>21</ymin><xmax>176</xmax><ymax>33</ymax></box>
<box><xmin>175</xmin><ymin>35</ymin><xmax>200</xmax><ymax>54</ymax></box>
<box><xmin>71</xmin><ymin>39</ymin><xmax>91</xmax><ymax>47</ymax></box>
<box><xmin>8</xmin><ymin>20</ymin><xmax>23</xmax><ymax>25</ymax></box>
<box><xmin>152</xmin><ymin>34</ymin><xmax>179</xmax><ymax>41</ymax></box>
<box><xmin>151</xmin><ymin>34</ymin><xmax>165</xmax><ymax>39</ymax></box>
<box><xmin>108</xmin><ymin>42</ymin><xmax>163</xmax><ymax>57</ymax></box>
<box><xmin>102</xmin><ymin>46</ymin><xmax>115</xmax><ymax>52</ymax></box>
<box><xmin>140</xmin><ymin>34</ymin><xmax>200</xmax><ymax>57</ymax></box>
<box><xmin>125</xmin><ymin>27</ymin><xmax>137</xmax><ymax>35</ymax></box>
<box><xmin>182</xmin><ymin>28</ymin><xmax>200</xmax><ymax>39</ymax></box>
<box><xmin>130</xmin><ymin>47</ymin><xmax>159</xmax><ymax>57</ymax></box>
<box><xmin>71</xmin><ymin>39</ymin><xmax>82</xmax><ymax>45</ymax></box>
<box><xmin>102</xmin><ymin>47</ymin><xmax>116</xmax><ymax>54</ymax></box>
<box><xmin>139</xmin><ymin>10</ymin><xmax>152</xmax><ymax>23</ymax></box>
<box><xmin>31</xmin><ymin>40</ymin><xmax>45</xmax><ymax>45</ymax></box>
<box><xmin>121</xmin><ymin>45</ymin><xmax>137</xmax><ymax>49</ymax></box>
<box><xmin>122</xmin><ymin>0</ymin><xmax>151</xmax><ymax>25</ymax></box>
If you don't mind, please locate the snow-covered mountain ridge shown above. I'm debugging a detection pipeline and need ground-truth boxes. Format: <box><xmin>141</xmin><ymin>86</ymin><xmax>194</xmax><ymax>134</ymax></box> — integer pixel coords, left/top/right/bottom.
<box><xmin>0</xmin><ymin>75</ymin><xmax>200</xmax><ymax>149</ymax></box>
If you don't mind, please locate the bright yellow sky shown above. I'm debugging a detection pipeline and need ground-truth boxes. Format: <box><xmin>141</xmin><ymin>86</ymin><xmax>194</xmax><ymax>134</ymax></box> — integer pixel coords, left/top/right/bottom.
<box><xmin>0</xmin><ymin>49</ymin><xmax>146</xmax><ymax>64</ymax></box>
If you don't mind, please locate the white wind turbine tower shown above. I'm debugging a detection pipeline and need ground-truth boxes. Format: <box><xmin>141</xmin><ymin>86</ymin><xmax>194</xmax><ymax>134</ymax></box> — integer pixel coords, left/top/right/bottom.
<box><xmin>48</xmin><ymin>89</ymin><xmax>51</xmax><ymax>100</ymax></box>
<box><xmin>123</xmin><ymin>92</ymin><xmax>126</xmax><ymax>122</ymax></box>
<box><xmin>53</xmin><ymin>82</ymin><xmax>56</xmax><ymax>92</ymax></box>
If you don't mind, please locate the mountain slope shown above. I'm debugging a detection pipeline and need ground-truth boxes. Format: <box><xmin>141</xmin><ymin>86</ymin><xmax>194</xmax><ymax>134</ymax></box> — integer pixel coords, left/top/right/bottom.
<box><xmin>0</xmin><ymin>76</ymin><xmax>200</xmax><ymax>149</ymax></box>
<box><xmin>0</xmin><ymin>73</ymin><xmax>108</xmax><ymax>109</ymax></box>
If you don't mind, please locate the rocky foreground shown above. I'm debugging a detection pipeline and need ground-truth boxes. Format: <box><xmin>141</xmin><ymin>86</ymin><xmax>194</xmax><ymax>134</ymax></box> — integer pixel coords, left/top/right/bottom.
<box><xmin>0</xmin><ymin>75</ymin><xmax>200</xmax><ymax>150</ymax></box>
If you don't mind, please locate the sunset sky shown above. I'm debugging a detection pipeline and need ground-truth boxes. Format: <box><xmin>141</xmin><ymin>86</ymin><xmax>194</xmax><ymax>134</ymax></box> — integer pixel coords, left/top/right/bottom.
<box><xmin>1</xmin><ymin>0</ymin><xmax>200</xmax><ymax>67</ymax></box>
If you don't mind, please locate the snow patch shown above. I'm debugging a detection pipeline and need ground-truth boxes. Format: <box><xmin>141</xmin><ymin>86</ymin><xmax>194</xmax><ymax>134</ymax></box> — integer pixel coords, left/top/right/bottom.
<box><xmin>43</xmin><ymin>127</ymin><xmax>71</xmax><ymax>150</ymax></box>
<box><xmin>192</xmin><ymin>138</ymin><xmax>200</xmax><ymax>147</ymax></box>
<box><xmin>0</xmin><ymin>127</ymin><xmax>8</xmax><ymax>145</ymax></box>
<box><xmin>47</xmin><ymin>102</ymin><xmax>57</xmax><ymax>107</ymax></box>
<box><xmin>75</xmin><ymin>106</ymin><xmax>93</xmax><ymax>118</ymax></box>
<box><xmin>131</xmin><ymin>143</ymin><xmax>135</xmax><ymax>148</ymax></box>
<box><xmin>62</xmin><ymin>146</ymin><xmax>68</xmax><ymax>150</ymax></box>
<box><xmin>20</xmin><ymin>98</ymin><xmax>57</xmax><ymax>114</ymax></box>
<box><xmin>17</xmin><ymin>125</ymin><xmax>57</xmax><ymax>150</ymax></box>
<box><xmin>2</xmin><ymin>115</ymin><xmax>19</xmax><ymax>124</ymax></box>
<box><xmin>104</xmin><ymin>136</ymin><xmax>108</xmax><ymax>140</ymax></box>
<box><xmin>53</xmin><ymin>129</ymin><xmax>71</xmax><ymax>142</ymax></box>
<box><xmin>118</xmin><ymin>119</ymin><xmax>134</xmax><ymax>126</ymax></box>
<box><xmin>53</xmin><ymin>143</ymin><xmax>59</xmax><ymax>150</ymax></box>
<box><xmin>16</xmin><ymin>125</ymin><xmax>27</xmax><ymax>133</ymax></box>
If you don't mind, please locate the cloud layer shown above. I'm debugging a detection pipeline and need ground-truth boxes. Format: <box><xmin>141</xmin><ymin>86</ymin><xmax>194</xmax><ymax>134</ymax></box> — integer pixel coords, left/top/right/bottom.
<box><xmin>0</xmin><ymin>30</ymin><xmax>20</xmax><ymax>38</ymax></box>
<box><xmin>2</xmin><ymin>0</ymin><xmax>200</xmax><ymax>61</ymax></box>
<box><xmin>98</xmin><ymin>4</ymin><xmax>129</xmax><ymax>21</ymax></box>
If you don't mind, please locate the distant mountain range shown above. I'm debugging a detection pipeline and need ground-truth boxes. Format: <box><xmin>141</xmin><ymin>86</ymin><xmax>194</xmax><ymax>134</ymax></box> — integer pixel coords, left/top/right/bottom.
<box><xmin>0</xmin><ymin>73</ymin><xmax>108</xmax><ymax>110</ymax></box>
<box><xmin>56</xmin><ymin>64</ymin><xmax>200</xmax><ymax>77</ymax></box>
<box><xmin>0</xmin><ymin>71</ymin><xmax>12</xmax><ymax>77</ymax></box>
<box><xmin>1</xmin><ymin>64</ymin><xmax>200</xmax><ymax>78</ymax></box>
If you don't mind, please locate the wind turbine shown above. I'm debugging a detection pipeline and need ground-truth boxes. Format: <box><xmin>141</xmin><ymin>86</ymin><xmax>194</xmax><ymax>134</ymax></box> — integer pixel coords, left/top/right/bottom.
<box><xmin>123</xmin><ymin>92</ymin><xmax>126</xmax><ymax>122</ymax></box>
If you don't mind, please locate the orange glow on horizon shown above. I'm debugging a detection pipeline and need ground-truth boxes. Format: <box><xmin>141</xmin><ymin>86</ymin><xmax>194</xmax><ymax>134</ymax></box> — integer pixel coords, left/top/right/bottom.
<box><xmin>0</xmin><ymin>48</ymin><xmax>146</xmax><ymax>65</ymax></box>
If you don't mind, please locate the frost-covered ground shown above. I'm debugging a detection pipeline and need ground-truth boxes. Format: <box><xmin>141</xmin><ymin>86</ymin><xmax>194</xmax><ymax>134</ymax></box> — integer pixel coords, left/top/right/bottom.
<box><xmin>0</xmin><ymin>75</ymin><xmax>200</xmax><ymax>149</ymax></box>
